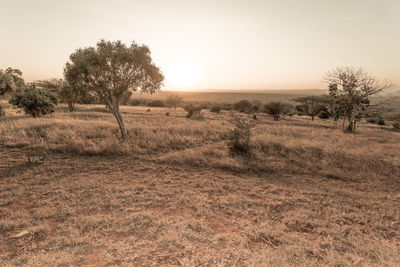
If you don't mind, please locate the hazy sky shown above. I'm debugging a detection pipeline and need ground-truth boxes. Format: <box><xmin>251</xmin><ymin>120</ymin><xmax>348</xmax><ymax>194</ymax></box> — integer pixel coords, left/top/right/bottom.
<box><xmin>1</xmin><ymin>0</ymin><xmax>399</xmax><ymax>90</ymax></box>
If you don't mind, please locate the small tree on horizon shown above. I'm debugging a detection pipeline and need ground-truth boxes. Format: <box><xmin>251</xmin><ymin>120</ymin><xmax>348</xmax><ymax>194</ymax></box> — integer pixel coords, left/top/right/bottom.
<box><xmin>166</xmin><ymin>94</ymin><xmax>183</xmax><ymax>109</ymax></box>
<box><xmin>264</xmin><ymin>101</ymin><xmax>286</xmax><ymax>121</ymax></box>
<box><xmin>294</xmin><ymin>95</ymin><xmax>326</xmax><ymax>120</ymax></box>
<box><xmin>64</xmin><ymin>39</ymin><xmax>164</xmax><ymax>140</ymax></box>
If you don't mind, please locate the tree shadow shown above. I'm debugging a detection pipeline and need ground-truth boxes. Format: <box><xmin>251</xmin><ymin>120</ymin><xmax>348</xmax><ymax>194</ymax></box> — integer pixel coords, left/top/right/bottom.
<box><xmin>0</xmin><ymin>162</ymin><xmax>35</xmax><ymax>179</ymax></box>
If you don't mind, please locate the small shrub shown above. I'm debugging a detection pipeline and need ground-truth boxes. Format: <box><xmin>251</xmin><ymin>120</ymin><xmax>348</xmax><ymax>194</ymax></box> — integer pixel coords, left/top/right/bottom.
<box><xmin>378</xmin><ymin>118</ymin><xmax>385</xmax><ymax>125</ymax></box>
<box><xmin>210</xmin><ymin>105</ymin><xmax>222</xmax><ymax>113</ymax></box>
<box><xmin>233</xmin><ymin>100</ymin><xmax>252</xmax><ymax>113</ymax></box>
<box><xmin>147</xmin><ymin>109</ymin><xmax>151</xmax><ymax>112</ymax></box>
<box><xmin>367</xmin><ymin>117</ymin><xmax>378</xmax><ymax>124</ymax></box>
<box><xmin>9</xmin><ymin>84</ymin><xmax>57</xmax><ymax>117</ymax></box>
<box><xmin>253</xmin><ymin>114</ymin><xmax>257</xmax><ymax>120</ymax></box>
<box><xmin>184</xmin><ymin>104</ymin><xmax>202</xmax><ymax>118</ymax></box>
<box><xmin>228</xmin><ymin>114</ymin><xmax>254</xmax><ymax>156</ymax></box>
<box><xmin>165</xmin><ymin>112</ymin><xmax>170</xmax><ymax>116</ymax></box>
<box><xmin>0</xmin><ymin>106</ymin><xmax>4</xmax><ymax>117</ymax></box>
<box><xmin>392</xmin><ymin>120</ymin><xmax>400</xmax><ymax>129</ymax></box>
<box><xmin>148</xmin><ymin>100</ymin><xmax>165</xmax><ymax>107</ymax></box>
<box><xmin>318</xmin><ymin>111</ymin><xmax>330</xmax><ymax>119</ymax></box>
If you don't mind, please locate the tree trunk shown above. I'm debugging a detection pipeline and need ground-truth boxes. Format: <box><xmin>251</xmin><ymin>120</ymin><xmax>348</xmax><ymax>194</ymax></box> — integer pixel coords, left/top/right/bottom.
<box><xmin>311</xmin><ymin>115</ymin><xmax>314</xmax><ymax>121</ymax></box>
<box><xmin>67</xmin><ymin>102</ymin><xmax>74</xmax><ymax>112</ymax></box>
<box><xmin>112</xmin><ymin>106</ymin><xmax>127</xmax><ymax>140</ymax></box>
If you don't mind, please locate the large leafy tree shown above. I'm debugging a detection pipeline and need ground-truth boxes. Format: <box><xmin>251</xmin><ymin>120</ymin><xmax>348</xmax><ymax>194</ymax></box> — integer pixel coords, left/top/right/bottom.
<box><xmin>323</xmin><ymin>67</ymin><xmax>390</xmax><ymax>132</ymax></box>
<box><xmin>64</xmin><ymin>39</ymin><xmax>164</xmax><ymax>140</ymax></box>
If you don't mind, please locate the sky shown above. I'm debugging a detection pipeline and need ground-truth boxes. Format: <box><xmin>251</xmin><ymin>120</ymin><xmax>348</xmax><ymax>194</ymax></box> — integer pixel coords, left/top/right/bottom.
<box><xmin>0</xmin><ymin>0</ymin><xmax>399</xmax><ymax>90</ymax></box>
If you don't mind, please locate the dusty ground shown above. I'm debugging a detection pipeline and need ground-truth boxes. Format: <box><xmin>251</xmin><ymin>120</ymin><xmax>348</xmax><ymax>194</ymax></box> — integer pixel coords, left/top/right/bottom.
<box><xmin>1</xmin><ymin>106</ymin><xmax>400</xmax><ymax>266</ymax></box>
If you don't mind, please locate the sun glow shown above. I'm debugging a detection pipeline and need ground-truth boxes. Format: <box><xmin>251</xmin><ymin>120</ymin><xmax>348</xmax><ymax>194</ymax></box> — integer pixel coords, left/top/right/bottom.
<box><xmin>165</xmin><ymin>61</ymin><xmax>200</xmax><ymax>90</ymax></box>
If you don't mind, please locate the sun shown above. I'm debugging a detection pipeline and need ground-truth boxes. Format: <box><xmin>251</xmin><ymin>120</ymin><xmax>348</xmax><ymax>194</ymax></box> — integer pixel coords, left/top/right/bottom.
<box><xmin>165</xmin><ymin>61</ymin><xmax>199</xmax><ymax>89</ymax></box>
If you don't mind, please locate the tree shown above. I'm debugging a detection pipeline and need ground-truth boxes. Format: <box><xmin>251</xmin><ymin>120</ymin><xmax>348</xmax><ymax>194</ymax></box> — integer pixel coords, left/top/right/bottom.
<box><xmin>264</xmin><ymin>101</ymin><xmax>286</xmax><ymax>120</ymax></box>
<box><xmin>0</xmin><ymin>68</ymin><xmax>25</xmax><ymax>116</ymax></box>
<box><xmin>58</xmin><ymin>81</ymin><xmax>81</xmax><ymax>112</ymax></box>
<box><xmin>0</xmin><ymin>68</ymin><xmax>24</xmax><ymax>95</ymax></box>
<box><xmin>294</xmin><ymin>95</ymin><xmax>326</xmax><ymax>120</ymax></box>
<box><xmin>183</xmin><ymin>104</ymin><xmax>202</xmax><ymax>118</ymax></box>
<box><xmin>34</xmin><ymin>78</ymin><xmax>62</xmax><ymax>95</ymax></box>
<box><xmin>323</xmin><ymin>67</ymin><xmax>391</xmax><ymax>133</ymax></box>
<box><xmin>9</xmin><ymin>84</ymin><xmax>58</xmax><ymax>117</ymax></box>
<box><xmin>166</xmin><ymin>94</ymin><xmax>183</xmax><ymax>109</ymax></box>
<box><xmin>233</xmin><ymin>99</ymin><xmax>252</xmax><ymax>113</ymax></box>
<box><xmin>64</xmin><ymin>39</ymin><xmax>164</xmax><ymax>140</ymax></box>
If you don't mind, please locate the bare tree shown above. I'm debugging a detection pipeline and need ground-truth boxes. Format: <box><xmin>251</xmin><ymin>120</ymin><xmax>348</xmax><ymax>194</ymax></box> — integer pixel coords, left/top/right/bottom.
<box><xmin>166</xmin><ymin>94</ymin><xmax>183</xmax><ymax>109</ymax></box>
<box><xmin>323</xmin><ymin>67</ymin><xmax>391</xmax><ymax>133</ymax></box>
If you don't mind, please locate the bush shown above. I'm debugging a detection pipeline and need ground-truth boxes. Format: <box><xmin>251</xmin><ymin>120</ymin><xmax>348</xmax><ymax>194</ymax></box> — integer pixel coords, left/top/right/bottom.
<box><xmin>378</xmin><ymin>118</ymin><xmax>385</xmax><ymax>125</ymax></box>
<box><xmin>233</xmin><ymin>100</ymin><xmax>252</xmax><ymax>113</ymax></box>
<box><xmin>393</xmin><ymin>120</ymin><xmax>400</xmax><ymax>129</ymax></box>
<box><xmin>9</xmin><ymin>84</ymin><xmax>57</xmax><ymax>117</ymax></box>
<box><xmin>264</xmin><ymin>101</ymin><xmax>287</xmax><ymax>121</ymax></box>
<box><xmin>184</xmin><ymin>104</ymin><xmax>202</xmax><ymax>118</ymax></box>
<box><xmin>165</xmin><ymin>112</ymin><xmax>170</xmax><ymax>116</ymax></box>
<box><xmin>148</xmin><ymin>100</ymin><xmax>165</xmax><ymax>107</ymax></box>
<box><xmin>210</xmin><ymin>105</ymin><xmax>222</xmax><ymax>113</ymax></box>
<box><xmin>318</xmin><ymin>110</ymin><xmax>330</xmax><ymax>119</ymax></box>
<box><xmin>228</xmin><ymin>114</ymin><xmax>254</xmax><ymax>156</ymax></box>
<box><xmin>367</xmin><ymin>117</ymin><xmax>378</xmax><ymax>124</ymax></box>
<box><xmin>0</xmin><ymin>106</ymin><xmax>4</xmax><ymax>117</ymax></box>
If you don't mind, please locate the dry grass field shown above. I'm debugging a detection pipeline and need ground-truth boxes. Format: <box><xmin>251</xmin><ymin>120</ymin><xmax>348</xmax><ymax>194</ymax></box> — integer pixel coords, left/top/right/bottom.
<box><xmin>1</xmin><ymin>104</ymin><xmax>400</xmax><ymax>266</ymax></box>
<box><xmin>131</xmin><ymin>89</ymin><xmax>327</xmax><ymax>104</ymax></box>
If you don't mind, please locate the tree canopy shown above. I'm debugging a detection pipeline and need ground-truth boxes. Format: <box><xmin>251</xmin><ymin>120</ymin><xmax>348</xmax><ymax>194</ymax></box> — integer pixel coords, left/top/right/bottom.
<box><xmin>0</xmin><ymin>68</ymin><xmax>25</xmax><ymax>96</ymax></box>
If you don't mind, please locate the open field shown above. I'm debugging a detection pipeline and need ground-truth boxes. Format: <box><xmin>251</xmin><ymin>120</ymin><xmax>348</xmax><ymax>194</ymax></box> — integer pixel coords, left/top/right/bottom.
<box><xmin>1</xmin><ymin>105</ymin><xmax>400</xmax><ymax>266</ymax></box>
<box><xmin>131</xmin><ymin>89</ymin><xmax>328</xmax><ymax>103</ymax></box>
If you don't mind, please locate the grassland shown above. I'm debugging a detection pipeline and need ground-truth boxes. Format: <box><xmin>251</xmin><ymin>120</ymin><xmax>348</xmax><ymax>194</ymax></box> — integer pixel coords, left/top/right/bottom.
<box><xmin>131</xmin><ymin>89</ymin><xmax>327</xmax><ymax>103</ymax></box>
<box><xmin>1</xmin><ymin>104</ymin><xmax>400</xmax><ymax>266</ymax></box>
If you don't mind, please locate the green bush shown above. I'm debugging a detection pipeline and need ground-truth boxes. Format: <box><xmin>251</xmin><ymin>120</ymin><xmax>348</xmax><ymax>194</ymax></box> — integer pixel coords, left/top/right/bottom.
<box><xmin>9</xmin><ymin>84</ymin><xmax>57</xmax><ymax>117</ymax></box>
<box><xmin>393</xmin><ymin>120</ymin><xmax>400</xmax><ymax>129</ymax></box>
<box><xmin>378</xmin><ymin>118</ymin><xmax>385</xmax><ymax>125</ymax></box>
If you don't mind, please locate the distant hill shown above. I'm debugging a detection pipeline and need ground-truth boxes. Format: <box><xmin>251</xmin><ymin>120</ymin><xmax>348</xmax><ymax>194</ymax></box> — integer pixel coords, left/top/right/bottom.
<box><xmin>132</xmin><ymin>89</ymin><xmax>327</xmax><ymax>103</ymax></box>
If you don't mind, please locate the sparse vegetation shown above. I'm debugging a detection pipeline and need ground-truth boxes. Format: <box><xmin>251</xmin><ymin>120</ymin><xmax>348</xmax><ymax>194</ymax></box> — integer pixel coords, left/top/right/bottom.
<box><xmin>1</xmin><ymin>104</ymin><xmax>399</xmax><ymax>266</ymax></box>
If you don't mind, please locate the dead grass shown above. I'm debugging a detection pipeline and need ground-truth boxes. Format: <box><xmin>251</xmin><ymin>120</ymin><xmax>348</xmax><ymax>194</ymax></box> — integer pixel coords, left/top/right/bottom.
<box><xmin>1</xmin><ymin>105</ymin><xmax>400</xmax><ymax>266</ymax></box>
